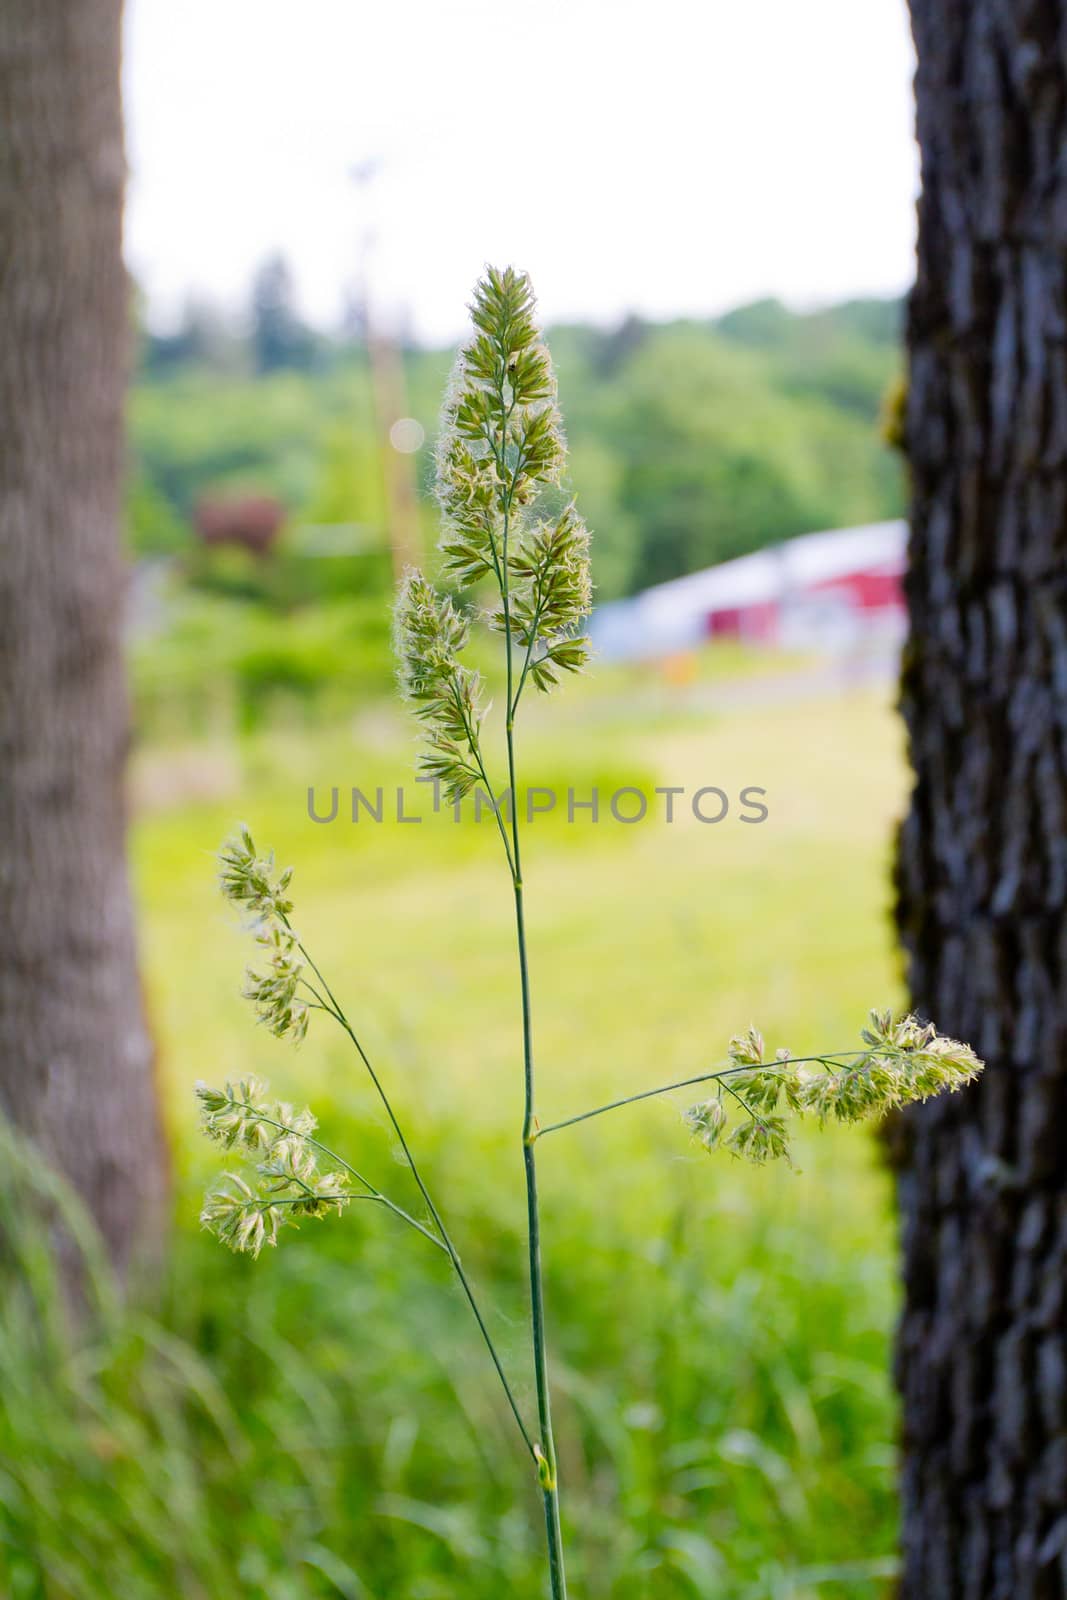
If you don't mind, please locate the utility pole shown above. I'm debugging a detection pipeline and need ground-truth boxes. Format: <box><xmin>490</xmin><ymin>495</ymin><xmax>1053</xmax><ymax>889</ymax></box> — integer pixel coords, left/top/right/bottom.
<box><xmin>350</xmin><ymin>160</ymin><xmax>421</xmax><ymax>580</ymax></box>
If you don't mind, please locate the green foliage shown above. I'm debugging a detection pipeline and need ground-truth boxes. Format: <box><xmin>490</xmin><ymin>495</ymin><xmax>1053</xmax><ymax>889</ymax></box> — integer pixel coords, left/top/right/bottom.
<box><xmin>127</xmin><ymin>297</ymin><xmax>904</xmax><ymax>618</ymax></box>
<box><xmin>125</xmin><ymin>472</ymin><xmax>189</xmax><ymax>558</ymax></box>
<box><xmin>608</xmin><ymin>328</ymin><xmax>901</xmax><ymax>591</ymax></box>
<box><xmin>0</xmin><ymin>1103</ymin><xmax>901</xmax><ymax>1600</ymax></box>
<box><xmin>130</xmin><ymin>367</ymin><xmax>333</xmax><ymax>518</ymax></box>
<box><xmin>301</xmin><ymin>422</ymin><xmax>388</xmax><ymax>533</ymax></box>
<box><xmin>183</xmin><ymin>538</ymin><xmax>394</xmax><ymax>615</ymax></box>
<box><xmin>716</xmin><ymin>297</ymin><xmax>901</xmax><ymax>419</ymax></box>
<box><xmin>131</xmin><ymin>594</ymin><xmax>394</xmax><ymax>738</ymax></box>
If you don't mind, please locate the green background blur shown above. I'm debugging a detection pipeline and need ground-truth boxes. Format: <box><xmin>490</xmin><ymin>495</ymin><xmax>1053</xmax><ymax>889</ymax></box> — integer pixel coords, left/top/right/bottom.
<box><xmin>2</xmin><ymin>296</ymin><xmax>908</xmax><ymax>1599</ymax></box>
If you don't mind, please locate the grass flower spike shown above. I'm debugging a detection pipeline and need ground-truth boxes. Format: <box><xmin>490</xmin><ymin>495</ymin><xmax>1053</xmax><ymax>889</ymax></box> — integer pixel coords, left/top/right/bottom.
<box><xmin>196</xmin><ymin>1078</ymin><xmax>351</xmax><ymax>1257</ymax></box>
<box><xmin>679</xmin><ymin>1012</ymin><xmax>983</xmax><ymax>1169</ymax></box>
<box><xmin>242</xmin><ymin>924</ymin><xmax>309</xmax><ymax>1043</ymax></box>
<box><xmin>218</xmin><ymin>826</ymin><xmax>294</xmax><ymax>921</ymax></box>
<box><xmin>393</xmin><ymin>571</ymin><xmax>487</xmax><ymax>803</ymax></box>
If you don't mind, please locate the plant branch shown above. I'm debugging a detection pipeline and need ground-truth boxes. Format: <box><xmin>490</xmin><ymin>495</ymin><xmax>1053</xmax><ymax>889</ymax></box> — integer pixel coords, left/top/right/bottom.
<box><xmin>212</xmin><ymin>1099</ymin><xmax>449</xmax><ymax>1255</ymax></box>
<box><xmin>531</xmin><ymin>1051</ymin><xmax>871</xmax><ymax>1140</ymax></box>
<box><xmin>449</xmin><ymin>680</ymin><xmax>516</xmax><ymax>876</ymax></box>
<box><xmin>510</xmin><ymin>573</ymin><xmax>547</xmax><ymax>720</ymax></box>
<box><xmin>287</xmin><ymin>927</ymin><xmax>535</xmax><ymax>1459</ymax></box>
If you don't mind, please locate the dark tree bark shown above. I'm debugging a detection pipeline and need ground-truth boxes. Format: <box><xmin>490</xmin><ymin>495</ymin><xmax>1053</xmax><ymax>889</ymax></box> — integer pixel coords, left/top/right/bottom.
<box><xmin>0</xmin><ymin>1</ymin><xmax>167</xmax><ymax>1276</ymax></box>
<box><xmin>897</xmin><ymin>2</ymin><xmax>1067</xmax><ymax>1595</ymax></box>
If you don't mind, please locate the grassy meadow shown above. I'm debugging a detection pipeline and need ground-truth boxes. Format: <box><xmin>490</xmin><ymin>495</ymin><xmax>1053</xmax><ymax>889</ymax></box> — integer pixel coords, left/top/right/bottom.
<box><xmin>2</xmin><ymin>658</ymin><xmax>911</xmax><ymax>1599</ymax></box>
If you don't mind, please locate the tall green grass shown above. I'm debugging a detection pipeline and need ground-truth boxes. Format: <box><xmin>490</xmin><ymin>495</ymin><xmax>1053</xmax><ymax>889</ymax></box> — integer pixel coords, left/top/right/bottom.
<box><xmin>0</xmin><ymin>1114</ymin><xmax>899</xmax><ymax>1599</ymax></box>
<box><xmin>1</xmin><ymin>679</ymin><xmax>906</xmax><ymax>1598</ymax></box>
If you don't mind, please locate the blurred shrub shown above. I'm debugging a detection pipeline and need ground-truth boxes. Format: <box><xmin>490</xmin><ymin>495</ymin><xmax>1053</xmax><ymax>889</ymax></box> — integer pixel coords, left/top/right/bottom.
<box><xmin>0</xmin><ymin>1104</ymin><xmax>899</xmax><ymax>1600</ymax></box>
<box><xmin>125</xmin><ymin>472</ymin><xmax>190</xmax><ymax>558</ymax></box>
<box><xmin>131</xmin><ymin>594</ymin><xmax>394</xmax><ymax>740</ymax></box>
<box><xmin>181</xmin><ymin>539</ymin><xmax>393</xmax><ymax>612</ymax></box>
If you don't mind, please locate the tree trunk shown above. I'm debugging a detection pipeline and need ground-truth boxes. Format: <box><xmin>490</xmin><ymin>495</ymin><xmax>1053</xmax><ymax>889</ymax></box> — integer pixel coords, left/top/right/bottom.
<box><xmin>0</xmin><ymin>0</ymin><xmax>168</xmax><ymax>1278</ymax></box>
<box><xmin>897</xmin><ymin>3</ymin><xmax>1067</xmax><ymax>1594</ymax></box>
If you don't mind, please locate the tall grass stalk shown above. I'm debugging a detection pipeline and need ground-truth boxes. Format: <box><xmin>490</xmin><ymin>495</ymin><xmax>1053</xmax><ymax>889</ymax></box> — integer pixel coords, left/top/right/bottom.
<box><xmin>197</xmin><ymin>267</ymin><xmax>983</xmax><ymax>1594</ymax></box>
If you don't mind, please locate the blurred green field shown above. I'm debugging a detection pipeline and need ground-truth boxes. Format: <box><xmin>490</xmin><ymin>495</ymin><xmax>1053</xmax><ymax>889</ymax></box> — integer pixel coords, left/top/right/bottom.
<box><xmin>1</xmin><ymin>666</ymin><xmax>910</xmax><ymax>1600</ymax></box>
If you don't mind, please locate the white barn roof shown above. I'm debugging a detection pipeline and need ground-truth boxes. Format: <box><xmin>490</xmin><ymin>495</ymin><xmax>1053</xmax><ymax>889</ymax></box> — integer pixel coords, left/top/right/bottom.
<box><xmin>590</xmin><ymin>520</ymin><xmax>908</xmax><ymax>659</ymax></box>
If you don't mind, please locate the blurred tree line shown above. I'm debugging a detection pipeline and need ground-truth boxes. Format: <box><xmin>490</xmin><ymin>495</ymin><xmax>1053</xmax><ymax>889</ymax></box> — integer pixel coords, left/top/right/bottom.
<box><xmin>129</xmin><ymin>260</ymin><xmax>905</xmax><ymax>604</ymax></box>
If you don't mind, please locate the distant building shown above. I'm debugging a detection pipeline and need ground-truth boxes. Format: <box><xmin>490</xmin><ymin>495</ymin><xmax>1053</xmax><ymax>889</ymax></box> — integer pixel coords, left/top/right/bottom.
<box><xmin>590</xmin><ymin>520</ymin><xmax>907</xmax><ymax>660</ymax></box>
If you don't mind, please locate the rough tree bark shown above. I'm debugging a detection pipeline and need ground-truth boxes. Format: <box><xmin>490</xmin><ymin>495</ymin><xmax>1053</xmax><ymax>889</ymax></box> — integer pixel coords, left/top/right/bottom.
<box><xmin>897</xmin><ymin>2</ymin><xmax>1067</xmax><ymax>1595</ymax></box>
<box><xmin>0</xmin><ymin>1</ymin><xmax>168</xmax><ymax>1276</ymax></box>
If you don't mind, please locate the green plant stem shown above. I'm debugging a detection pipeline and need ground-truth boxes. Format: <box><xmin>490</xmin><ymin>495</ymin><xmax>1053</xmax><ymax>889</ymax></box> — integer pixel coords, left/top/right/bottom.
<box><xmin>453</xmin><ymin>687</ymin><xmax>516</xmax><ymax>875</ymax></box>
<box><xmin>510</xmin><ymin>576</ymin><xmax>547</xmax><ymax>718</ymax></box>
<box><xmin>515</xmin><ymin>870</ymin><xmax>566</xmax><ymax>1593</ymax></box>
<box><xmin>499</xmin><ymin>410</ymin><xmax>568</xmax><ymax>1598</ymax></box>
<box><xmin>511</xmin><ymin>746</ymin><xmax>567</xmax><ymax>1595</ymax></box>
<box><xmin>290</xmin><ymin>932</ymin><xmax>536</xmax><ymax>1459</ymax></box>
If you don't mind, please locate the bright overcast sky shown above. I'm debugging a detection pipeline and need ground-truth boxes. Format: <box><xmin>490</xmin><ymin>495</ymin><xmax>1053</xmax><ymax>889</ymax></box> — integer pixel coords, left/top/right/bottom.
<box><xmin>124</xmin><ymin>0</ymin><xmax>919</xmax><ymax>346</ymax></box>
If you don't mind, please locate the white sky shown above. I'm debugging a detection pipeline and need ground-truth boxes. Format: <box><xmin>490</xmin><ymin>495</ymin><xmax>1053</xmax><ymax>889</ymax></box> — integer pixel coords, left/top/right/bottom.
<box><xmin>124</xmin><ymin>0</ymin><xmax>918</xmax><ymax>346</ymax></box>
